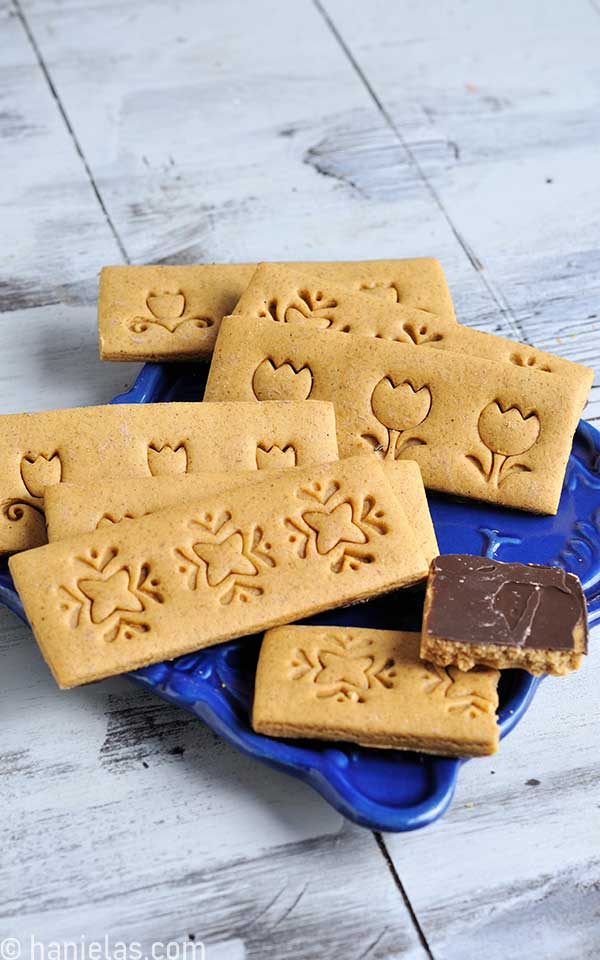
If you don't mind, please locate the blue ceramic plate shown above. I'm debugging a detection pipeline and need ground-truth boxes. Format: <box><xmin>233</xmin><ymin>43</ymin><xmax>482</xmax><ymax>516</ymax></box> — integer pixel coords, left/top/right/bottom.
<box><xmin>1</xmin><ymin>363</ymin><xmax>599</xmax><ymax>831</ymax></box>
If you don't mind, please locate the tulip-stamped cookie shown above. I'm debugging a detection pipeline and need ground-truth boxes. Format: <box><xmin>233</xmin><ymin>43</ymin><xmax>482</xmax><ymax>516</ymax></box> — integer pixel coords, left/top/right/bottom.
<box><xmin>0</xmin><ymin>400</ymin><xmax>338</xmax><ymax>554</ymax></box>
<box><xmin>234</xmin><ymin>264</ymin><xmax>592</xmax><ymax>414</ymax></box>
<box><xmin>252</xmin><ymin>626</ymin><xmax>500</xmax><ymax>757</ymax></box>
<box><xmin>45</xmin><ymin>459</ymin><xmax>438</xmax><ymax>564</ymax></box>
<box><xmin>204</xmin><ymin>316</ymin><xmax>585</xmax><ymax>514</ymax></box>
<box><xmin>9</xmin><ymin>457</ymin><xmax>429</xmax><ymax>688</ymax></box>
<box><xmin>99</xmin><ymin>264</ymin><xmax>256</xmax><ymax>361</ymax></box>
<box><xmin>421</xmin><ymin>555</ymin><xmax>588</xmax><ymax>675</ymax></box>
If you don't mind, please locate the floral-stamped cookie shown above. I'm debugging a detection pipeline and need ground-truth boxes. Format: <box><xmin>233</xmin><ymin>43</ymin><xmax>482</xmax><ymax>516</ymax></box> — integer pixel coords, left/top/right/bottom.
<box><xmin>44</xmin><ymin>460</ymin><xmax>438</xmax><ymax>566</ymax></box>
<box><xmin>99</xmin><ymin>264</ymin><xmax>256</xmax><ymax>361</ymax></box>
<box><xmin>252</xmin><ymin>625</ymin><xmax>500</xmax><ymax>757</ymax></box>
<box><xmin>9</xmin><ymin>457</ymin><xmax>428</xmax><ymax>688</ymax></box>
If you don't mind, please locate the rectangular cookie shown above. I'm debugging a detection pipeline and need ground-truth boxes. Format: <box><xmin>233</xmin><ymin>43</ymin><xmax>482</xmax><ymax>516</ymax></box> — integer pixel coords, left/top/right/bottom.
<box><xmin>421</xmin><ymin>554</ymin><xmax>588</xmax><ymax>675</ymax></box>
<box><xmin>252</xmin><ymin>625</ymin><xmax>500</xmax><ymax>757</ymax></box>
<box><xmin>0</xmin><ymin>400</ymin><xmax>337</xmax><ymax>554</ymax></box>
<box><xmin>10</xmin><ymin>457</ymin><xmax>429</xmax><ymax>688</ymax></box>
<box><xmin>234</xmin><ymin>258</ymin><xmax>456</xmax><ymax>326</ymax></box>
<box><xmin>99</xmin><ymin>263</ymin><xmax>256</xmax><ymax>361</ymax></box>
<box><xmin>204</xmin><ymin>315</ymin><xmax>583</xmax><ymax>514</ymax></box>
<box><xmin>45</xmin><ymin>460</ymin><xmax>438</xmax><ymax>564</ymax></box>
<box><xmin>235</xmin><ymin>263</ymin><xmax>592</xmax><ymax>414</ymax></box>
<box><xmin>385</xmin><ymin>461</ymin><xmax>438</xmax><ymax>564</ymax></box>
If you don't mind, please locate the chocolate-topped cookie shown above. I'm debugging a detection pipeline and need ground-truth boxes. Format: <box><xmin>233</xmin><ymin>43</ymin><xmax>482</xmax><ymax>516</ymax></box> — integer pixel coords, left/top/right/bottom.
<box><xmin>421</xmin><ymin>554</ymin><xmax>587</xmax><ymax>675</ymax></box>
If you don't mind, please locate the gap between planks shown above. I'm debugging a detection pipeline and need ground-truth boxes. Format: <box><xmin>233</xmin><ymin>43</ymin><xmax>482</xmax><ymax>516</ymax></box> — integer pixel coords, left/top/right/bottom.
<box><xmin>11</xmin><ymin>0</ymin><xmax>130</xmax><ymax>265</ymax></box>
<box><xmin>312</xmin><ymin>0</ymin><xmax>528</xmax><ymax>346</ymax></box>
<box><xmin>373</xmin><ymin>832</ymin><xmax>436</xmax><ymax>960</ymax></box>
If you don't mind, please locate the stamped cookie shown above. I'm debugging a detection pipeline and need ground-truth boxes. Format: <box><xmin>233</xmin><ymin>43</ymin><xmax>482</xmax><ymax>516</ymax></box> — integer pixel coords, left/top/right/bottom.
<box><xmin>421</xmin><ymin>555</ymin><xmax>588</xmax><ymax>675</ymax></box>
<box><xmin>234</xmin><ymin>264</ymin><xmax>592</xmax><ymax>414</ymax></box>
<box><xmin>204</xmin><ymin>315</ymin><xmax>584</xmax><ymax>514</ymax></box>
<box><xmin>378</xmin><ymin>461</ymin><xmax>438</xmax><ymax>563</ymax></box>
<box><xmin>10</xmin><ymin>457</ymin><xmax>429</xmax><ymax>688</ymax></box>
<box><xmin>252</xmin><ymin>625</ymin><xmax>500</xmax><ymax>757</ymax></box>
<box><xmin>45</xmin><ymin>460</ymin><xmax>438</xmax><ymax>564</ymax></box>
<box><xmin>99</xmin><ymin>264</ymin><xmax>256</xmax><ymax>361</ymax></box>
<box><xmin>234</xmin><ymin>259</ymin><xmax>456</xmax><ymax>327</ymax></box>
<box><xmin>0</xmin><ymin>400</ymin><xmax>337</xmax><ymax>554</ymax></box>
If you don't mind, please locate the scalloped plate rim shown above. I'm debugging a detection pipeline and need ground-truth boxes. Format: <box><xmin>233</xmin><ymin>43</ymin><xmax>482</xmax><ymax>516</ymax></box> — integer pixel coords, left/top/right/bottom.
<box><xmin>0</xmin><ymin>359</ymin><xmax>597</xmax><ymax>832</ymax></box>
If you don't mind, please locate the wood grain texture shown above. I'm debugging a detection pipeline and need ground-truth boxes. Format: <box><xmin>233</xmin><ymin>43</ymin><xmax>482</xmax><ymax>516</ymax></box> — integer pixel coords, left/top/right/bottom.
<box><xmin>383</xmin><ymin>652</ymin><xmax>600</xmax><ymax>959</ymax></box>
<box><xmin>15</xmin><ymin>0</ymin><xmax>499</xmax><ymax>331</ymax></box>
<box><xmin>0</xmin><ymin>1</ymin><xmax>136</xmax><ymax>413</ymax></box>
<box><xmin>320</xmin><ymin>0</ymin><xmax>600</xmax><ymax>419</ymax></box>
<box><xmin>1</xmin><ymin>0</ymin><xmax>599</xmax><ymax>955</ymax></box>
<box><xmin>0</xmin><ymin>607</ymin><xmax>427</xmax><ymax>959</ymax></box>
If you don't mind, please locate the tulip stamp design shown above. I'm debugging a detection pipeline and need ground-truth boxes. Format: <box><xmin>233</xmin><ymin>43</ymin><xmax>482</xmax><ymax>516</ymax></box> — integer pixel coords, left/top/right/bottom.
<box><xmin>467</xmin><ymin>401</ymin><xmax>540</xmax><ymax>486</ymax></box>
<box><xmin>394</xmin><ymin>321</ymin><xmax>443</xmax><ymax>346</ymax></box>
<box><xmin>255</xmin><ymin>443</ymin><xmax>297</xmax><ymax>469</ymax></box>
<box><xmin>96</xmin><ymin>511</ymin><xmax>145</xmax><ymax>528</ymax></box>
<box><xmin>362</xmin><ymin>377</ymin><xmax>432</xmax><ymax>460</ymax></box>
<box><xmin>290</xmin><ymin>633</ymin><xmax>397</xmax><ymax>703</ymax></box>
<box><xmin>128</xmin><ymin>292</ymin><xmax>213</xmax><ymax>335</ymax></box>
<box><xmin>510</xmin><ymin>351</ymin><xmax>552</xmax><ymax>373</ymax></box>
<box><xmin>147</xmin><ymin>442</ymin><xmax>188</xmax><ymax>476</ymax></box>
<box><xmin>284</xmin><ymin>479</ymin><xmax>388</xmax><ymax>573</ymax></box>
<box><xmin>422</xmin><ymin>663</ymin><xmax>497</xmax><ymax>718</ymax></box>
<box><xmin>359</xmin><ymin>281</ymin><xmax>401</xmax><ymax>304</ymax></box>
<box><xmin>58</xmin><ymin>547</ymin><xmax>163</xmax><ymax>643</ymax></box>
<box><xmin>252</xmin><ymin>358</ymin><xmax>313</xmax><ymax>401</ymax></box>
<box><xmin>20</xmin><ymin>451</ymin><xmax>62</xmax><ymax>498</ymax></box>
<box><xmin>175</xmin><ymin>509</ymin><xmax>275</xmax><ymax>605</ymax></box>
<box><xmin>259</xmin><ymin>289</ymin><xmax>338</xmax><ymax>329</ymax></box>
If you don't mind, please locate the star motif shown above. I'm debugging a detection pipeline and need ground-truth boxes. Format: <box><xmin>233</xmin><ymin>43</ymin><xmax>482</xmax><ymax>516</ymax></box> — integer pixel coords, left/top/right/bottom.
<box><xmin>78</xmin><ymin>568</ymin><xmax>143</xmax><ymax>624</ymax></box>
<box><xmin>302</xmin><ymin>502</ymin><xmax>367</xmax><ymax>555</ymax></box>
<box><xmin>315</xmin><ymin>651</ymin><xmax>373</xmax><ymax>690</ymax></box>
<box><xmin>193</xmin><ymin>532</ymin><xmax>257</xmax><ymax>586</ymax></box>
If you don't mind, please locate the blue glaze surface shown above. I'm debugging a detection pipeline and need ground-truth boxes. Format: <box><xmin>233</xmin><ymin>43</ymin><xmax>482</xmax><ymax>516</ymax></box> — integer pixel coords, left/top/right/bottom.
<box><xmin>1</xmin><ymin>361</ymin><xmax>598</xmax><ymax>831</ymax></box>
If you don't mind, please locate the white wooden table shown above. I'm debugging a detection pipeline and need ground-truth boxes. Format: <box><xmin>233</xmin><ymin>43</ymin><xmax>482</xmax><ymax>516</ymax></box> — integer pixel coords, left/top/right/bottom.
<box><xmin>2</xmin><ymin>1</ymin><xmax>599</xmax><ymax>956</ymax></box>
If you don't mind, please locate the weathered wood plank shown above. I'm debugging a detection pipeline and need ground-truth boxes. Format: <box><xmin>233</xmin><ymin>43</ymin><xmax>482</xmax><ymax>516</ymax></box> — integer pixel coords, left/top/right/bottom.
<box><xmin>0</xmin><ymin>606</ymin><xmax>427</xmax><ymax>959</ymax></box>
<box><xmin>314</xmin><ymin>5</ymin><xmax>600</xmax><ymax>952</ymax></box>
<box><xmin>320</xmin><ymin>0</ymin><xmax>600</xmax><ymax>419</ymax></box>
<box><xmin>0</xmin><ymin>2</ymin><xmax>135</xmax><ymax>411</ymax></box>
<box><xmin>17</xmin><ymin>0</ymin><xmax>516</xmax><ymax>347</ymax></box>
<box><xmin>3</xmin><ymin>0</ymin><xmax>600</xmax><ymax>954</ymax></box>
<box><xmin>382</xmin><ymin>640</ymin><xmax>600</xmax><ymax>959</ymax></box>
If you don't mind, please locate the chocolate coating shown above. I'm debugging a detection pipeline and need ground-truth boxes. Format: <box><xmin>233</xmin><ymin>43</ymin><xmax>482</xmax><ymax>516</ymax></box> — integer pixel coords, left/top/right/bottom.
<box><xmin>425</xmin><ymin>555</ymin><xmax>587</xmax><ymax>652</ymax></box>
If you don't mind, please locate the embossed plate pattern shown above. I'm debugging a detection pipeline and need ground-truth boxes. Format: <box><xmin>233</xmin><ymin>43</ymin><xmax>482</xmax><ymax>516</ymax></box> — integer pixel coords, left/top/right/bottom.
<box><xmin>1</xmin><ymin>361</ymin><xmax>598</xmax><ymax>831</ymax></box>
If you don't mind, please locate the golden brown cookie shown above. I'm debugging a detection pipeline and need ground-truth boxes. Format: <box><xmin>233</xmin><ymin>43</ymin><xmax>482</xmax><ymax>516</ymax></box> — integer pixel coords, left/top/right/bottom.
<box><xmin>99</xmin><ymin>264</ymin><xmax>256</xmax><ymax>360</ymax></box>
<box><xmin>204</xmin><ymin>315</ymin><xmax>584</xmax><ymax>514</ymax></box>
<box><xmin>44</xmin><ymin>460</ymin><xmax>437</xmax><ymax>563</ymax></box>
<box><xmin>252</xmin><ymin>625</ymin><xmax>499</xmax><ymax>757</ymax></box>
<box><xmin>10</xmin><ymin>457</ymin><xmax>429</xmax><ymax>688</ymax></box>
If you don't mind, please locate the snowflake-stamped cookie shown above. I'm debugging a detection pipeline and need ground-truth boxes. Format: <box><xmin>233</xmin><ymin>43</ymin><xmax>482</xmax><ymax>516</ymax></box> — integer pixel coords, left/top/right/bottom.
<box><xmin>252</xmin><ymin>625</ymin><xmax>500</xmax><ymax>757</ymax></box>
<box><xmin>9</xmin><ymin>457</ymin><xmax>428</xmax><ymax>688</ymax></box>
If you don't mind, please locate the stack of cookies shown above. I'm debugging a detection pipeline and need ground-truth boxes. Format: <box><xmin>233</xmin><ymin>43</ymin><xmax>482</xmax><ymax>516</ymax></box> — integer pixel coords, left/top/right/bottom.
<box><xmin>3</xmin><ymin>258</ymin><xmax>592</xmax><ymax>759</ymax></box>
